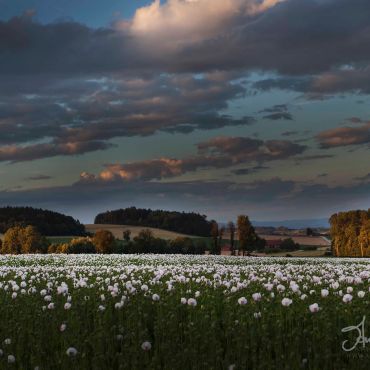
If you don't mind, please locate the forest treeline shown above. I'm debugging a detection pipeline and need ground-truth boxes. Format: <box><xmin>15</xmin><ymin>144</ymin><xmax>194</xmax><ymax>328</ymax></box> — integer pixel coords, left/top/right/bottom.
<box><xmin>94</xmin><ymin>207</ymin><xmax>212</xmax><ymax>237</ymax></box>
<box><xmin>330</xmin><ymin>209</ymin><xmax>370</xmax><ymax>257</ymax></box>
<box><xmin>0</xmin><ymin>207</ymin><xmax>86</xmax><ymax>236</ymax></box>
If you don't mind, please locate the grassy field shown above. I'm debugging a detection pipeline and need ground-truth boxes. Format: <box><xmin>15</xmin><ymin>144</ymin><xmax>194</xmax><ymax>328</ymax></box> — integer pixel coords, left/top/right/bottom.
<box><xmin>0</xmin><ymin>254</ymin><xmax>368</xmax><ymax>369</ymax></box>
<box><xmin>85</xmin><ymin>224</ymin><xmax>198</xmax><ymax>240</ymax></box>
<box><xmin>258</xmin><ymin>234</ymin><xmax>330</xmax><ymax>247</ymax></box>
<box><xmin>255</xmin><ymin>246</ymin><xmax>329</xmax><ymax>257</ymax></box>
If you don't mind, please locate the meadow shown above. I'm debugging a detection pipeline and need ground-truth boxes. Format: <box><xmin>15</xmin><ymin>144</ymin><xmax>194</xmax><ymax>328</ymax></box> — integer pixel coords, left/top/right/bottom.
<box><xmin>0</xmin><ymin>254</ymin><xmax>369</xmax><ymax>369</ymax></box>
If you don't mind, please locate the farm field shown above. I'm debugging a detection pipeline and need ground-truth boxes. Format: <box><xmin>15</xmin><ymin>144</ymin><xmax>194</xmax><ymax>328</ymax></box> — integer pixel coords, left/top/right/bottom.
<box><xmin>0</xmin><ymin>254</ymin><xmax>369</xmax><ymax>369</ymax></box>
<box><xmin>255</xmin><ymin>246</ymin><xmax>329</xmax><ymax>257</ymax></box>
<box><xmin>257</xmin><ymin>234</ymin><xmax>330</xmax><ymax>247</ymax></box>
<box><xmin>85</xmin><ymin>224</ymin><xmax>197</xmax><ymax>240</ymax></box>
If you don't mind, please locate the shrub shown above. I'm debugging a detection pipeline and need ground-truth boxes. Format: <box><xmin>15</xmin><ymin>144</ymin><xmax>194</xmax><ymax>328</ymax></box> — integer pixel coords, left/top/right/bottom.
<box><xmin>93</xmin><ymin>230</ymin><xmax>115</xmax><ymax>254</ymax></box>
<box><xmin>281</xmin><ymin>238</ymin><xmax>300</xmax><ymax>251</ymax></box>
<box><xmin>62</xmin><ymin>237</ymin><xmax>96</xmax><ymax>254</ymax></box>
<box><xmin>170</xmin><ymin>237</ymin><xmax>195</xmax><ymax>254</ymax></box>
<box><xmin>264</xmin><ymin>247</ymin><xmax>282</xmax><ymax>254</ymax></box>
<box><xmin>300</xmin><ymin>245</ymin><xmax>318</xmax><ymax>251</ymax></box>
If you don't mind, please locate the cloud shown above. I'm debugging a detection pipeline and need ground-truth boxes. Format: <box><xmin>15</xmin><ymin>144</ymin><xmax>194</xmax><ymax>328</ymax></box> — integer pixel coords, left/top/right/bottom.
<box><xmin>263</xmin><ymin>112</ymin><xmax>293</xmax><ymax>121</ymax></box>
<box><xmin>1</xmin><ymin>174</ymin><xmax>369</xmax><ymax>223</ymax></box>
<box><xmin>129</xmin><ymin>0</ymin><xmax>285</xmax><ymax>52</ymax></box>
<box><xmin>1</xmin><ymin>0</ymin><xmax>370</xmax><ymax>163</ymax></box>
<box><xmin>0</xmin><ymin>73</ymin><xmax>254</xmax><ymax>161</ymax></box>
<box><xmin>259</xmin><ymin>104</ymin><xmax>293</xmax><ymax>121</ymax></box>
<box><xmin>25</xmin><ymin>174</ymin><xmax>53</xmax><ymax>181</ymax></box>
<box><xmin>316</xmin><ymin>121</ymin><xmax>370</xmax><ymax>148</ymax></box>
<box><xmin>0</xmin><ymin>141</ymin><xmax>112</xmax><ymax>162</ymax></box>
<box><xmin>80</xmin><ymin>136</ymin><xmax>306</xmax><ymax>182</ymax></box>
<box><xmin>355</xmin><ymin>173</ymin><xmax>370</xmax><ymax>182</ymax></box>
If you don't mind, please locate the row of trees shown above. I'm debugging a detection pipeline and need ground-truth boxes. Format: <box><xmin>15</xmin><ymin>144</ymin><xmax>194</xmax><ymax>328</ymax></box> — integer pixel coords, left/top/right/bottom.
<box><xmin>330</xmin><ymin>209</ymin><xmax>370</xmax><ymax>257</ymax></box>
<box><xmin>0</xmin><ymin>226</ymin><xmax>207</xmax><ymax>255</ymax></box>
<box><xmin>0</xmin><ymin>207</ymin><xmax>86</xmax><ymax>236</ymax></box>
<box><xmin>94</xmin><ymin>207</ymin><xmax>212</xmax><ymax>237</ymax></box>
<box><xmin>210</xmin><ymin>215</ymin><xmax>266</xmax><ymax>255</ymax></box>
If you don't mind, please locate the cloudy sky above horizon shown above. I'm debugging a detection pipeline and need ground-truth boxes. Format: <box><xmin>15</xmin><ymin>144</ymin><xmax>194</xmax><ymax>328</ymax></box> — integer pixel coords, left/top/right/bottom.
<box><xmin>0</xmin><ymin>0</ymin><xmax>369</xmax><ymax>223</ymax></box>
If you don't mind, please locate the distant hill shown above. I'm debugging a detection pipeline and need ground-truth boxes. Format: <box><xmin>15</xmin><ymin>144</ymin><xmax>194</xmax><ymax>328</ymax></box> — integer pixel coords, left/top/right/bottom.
<box><xmin>94</xmin><ymin>207</ymin><xmax>212</xmax><ymax>237</ymax></box>
<box><xmin>251</xmin><ymin>218</ymin><xmax>330</xmax><ymax>229</ymax></box>
<box><xmin>0</xmin><ymin>206</ymin><xmax>86</xmax><ymax>236</ymax></box>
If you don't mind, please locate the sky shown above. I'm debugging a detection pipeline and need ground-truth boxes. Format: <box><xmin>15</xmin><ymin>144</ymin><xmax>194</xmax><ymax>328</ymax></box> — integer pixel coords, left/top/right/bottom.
<box><xmin>0</xmin><ymin>0</ymin><xmax>369</xmax><ymax>224</ymax></box>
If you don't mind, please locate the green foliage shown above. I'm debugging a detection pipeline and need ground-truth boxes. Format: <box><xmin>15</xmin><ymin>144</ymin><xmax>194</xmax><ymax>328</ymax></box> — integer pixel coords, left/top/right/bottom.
<box><xmin>300</xmin><ymin>245</ymin><xmax>318</xmax><ymax>251</ymax></box>
<box><xmin>280</xmin><ymin>238</ymin><xmax>300</xmax><ymax>251</ymax></box>
<box><xmin>330</xmin><ymin>209</ymin><xmax>370</xmax><ymax>257</ymax></box>
<box><xmin>264</xmin><ymin>247</ymin><xmax>282</xmax><ymax>254</ymax></box>
<box><xmin>0</xmin><ymin>206</ymin><xmax>86</xmax><ymax>236</ymax></box>
<box><xmin>123</xmin><ymin>230</ymin><xmax>131</xmax><ymax>242</ymax></box>
<box><xmin>94</xmin><ymin>207</ymin><xmax>212</xmax><ymax>236</ymax></box>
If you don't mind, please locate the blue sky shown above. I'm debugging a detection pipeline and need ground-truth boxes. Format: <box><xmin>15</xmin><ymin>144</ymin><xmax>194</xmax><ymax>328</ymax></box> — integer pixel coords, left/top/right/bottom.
<box><xmin>0</xmin><ymin>0</ymin><xmax>152</xmax><ymax>26</ymax></box>
<box><xmin>0</xmin><ymin>0</ymin><xmax>369</xmax><ymax>223</ymax></box>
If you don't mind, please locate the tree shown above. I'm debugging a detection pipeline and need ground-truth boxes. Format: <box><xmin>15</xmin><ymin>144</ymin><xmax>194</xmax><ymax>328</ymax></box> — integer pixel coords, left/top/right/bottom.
<box><xmin>306</xmin><ymin>228</ymin><xmax>314</xmax><ymax>236</ymax></box>
<box><xmin>1</xmin><ymin>226</ymin><xmax>23</xmax><ymax>254</ymax></box>
<box><xmin>330</xmin><ymin>209</ymin><xmax>370</xmax><ymax>257</ymax></box>
<box><xmin>0</xmin><ymin>206</ymin><xmax>86</xmax><ymax>236</ymax></box>
<box><xmin>20</xmin><ymin>225</ymin><xmax>48</xmax><ymax>254</ymax></box>
<box><xmin>94</xmin><ymin>207</ymin><xmax>212</xmax><ymax>236</ymax></box>
<box><xmin>1</xmin><ymin>225</ymin><xmax>47</xmax><ymax>254</ymax></box>
<box><xmin>359</xmin><ymin>220</ymin><xmax>370</xmax><ymax>257</ymax></box>
<box><xmin>61</xmin><ymin>237</ymin><xmax>96</xmax><ymax>254</ymax></box>
<box><xmin>281</xmin><ymin>238</ymin><xmax>299</xmax><ymax>251</ymax></box>
<box><xmin>170</xmin><ymin>237</ymin><xmax>195</xmax><ymax>254</ymax></box>
<box><xmin>237</xmin><ymin>215</ymin><xmax>257</xmax><ymax>256</ymax></box>
<box><xmin>123</xmin><ymin>230</ymin><xmax>131</xmax><ymax>242</ymax></box>
<box><xmin>227</xmin><ymin>221</ymin><xmax>236</xmax><ymax>255</ymax></box>
<box><xmin>93</xmin><ymin>230</ymin><xmax>115</xmax><ymax>254</ymax></box>
<box><xmin>210</xmin><ymin>221</ymin><xmax>219</xmax><ymax>254</ymax></box>
<box><xmin>133</xmin><ymin>229</ymin><xmax>155</xmax><ymax>253</ymax></box>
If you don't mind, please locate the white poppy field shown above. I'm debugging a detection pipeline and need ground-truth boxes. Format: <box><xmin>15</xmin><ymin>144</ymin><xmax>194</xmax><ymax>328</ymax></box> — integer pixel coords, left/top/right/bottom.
<box><xmin>0</xmin><ymin>254</ymin><xmax>369</xmax><ymax>369</ymax></box>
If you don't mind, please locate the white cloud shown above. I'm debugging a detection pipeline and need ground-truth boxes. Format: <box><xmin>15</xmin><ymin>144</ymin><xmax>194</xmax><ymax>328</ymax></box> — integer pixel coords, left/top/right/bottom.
<box><xmin>125</xmin><ymin>0</ymin><xmax>285</xmax><ymax>51</ymax></box>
